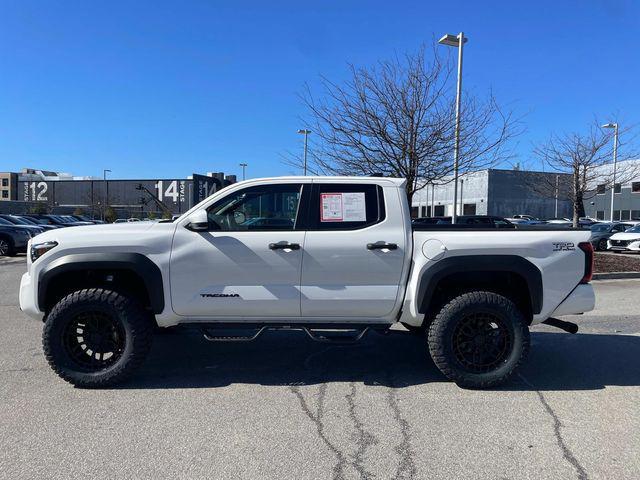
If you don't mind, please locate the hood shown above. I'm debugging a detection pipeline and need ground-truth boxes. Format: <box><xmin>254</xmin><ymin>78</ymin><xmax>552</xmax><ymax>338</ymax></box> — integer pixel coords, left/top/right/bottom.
<box><xmin>609</xmin><ymin>232</ymin><xmax>640</xmax><ymax>241</ymax></box>
<box><xmin>32</xmin><ymin>221</ymin><xmax>159</xmax><ymax>244</ymax></box>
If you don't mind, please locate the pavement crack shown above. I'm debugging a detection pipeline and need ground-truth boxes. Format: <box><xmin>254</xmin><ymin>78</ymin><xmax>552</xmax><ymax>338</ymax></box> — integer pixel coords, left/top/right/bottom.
<box><xmin>290</xmin><ymin>383</ymin><xmax>347</xmax><ymax>480</ymax></box>
<box><xmin>519</xmin><ymin>374</ymin><xmax>589</xmax><ymax>480</ymax></box>
<box><xmin>386</xmin><ymin>376</ymin><xmax>417</xmax><ymax>480</ymax></box>
<box><xmin>346</xmin><ymin>381</ymin><xmax>378</xmax><ymax>479</ymax></box>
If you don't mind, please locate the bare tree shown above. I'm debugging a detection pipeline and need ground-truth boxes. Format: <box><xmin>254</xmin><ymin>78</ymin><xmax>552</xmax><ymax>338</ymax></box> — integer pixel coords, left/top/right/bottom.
<box><xmin>532</xmin><ymin>119</ymin><xmax>638</xmax><ymax>227</ymax></box>
<box><xmin>287</xmin><ymin>46</ymin><xmax>521</xmax><ymax>203</ymax></box>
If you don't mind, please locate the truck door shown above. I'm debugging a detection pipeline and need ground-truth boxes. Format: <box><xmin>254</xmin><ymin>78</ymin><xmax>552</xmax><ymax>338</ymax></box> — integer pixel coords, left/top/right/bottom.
<box><xmin>300</xmin><ymin>183</ymin><xmax>408</xmax><ymax>320</ymax></box>
<box><xmin>170</xmin><ymin>182</ymin><xmax>307</xmax><ymax>318</ymax></box>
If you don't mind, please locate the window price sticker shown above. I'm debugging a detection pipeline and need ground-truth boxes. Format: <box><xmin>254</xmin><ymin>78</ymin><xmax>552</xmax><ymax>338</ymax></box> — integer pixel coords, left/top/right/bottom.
<box><xmin>320</xmin><ymin>192</ymin><xmax>366</xmax><ymax>222</ymax></box>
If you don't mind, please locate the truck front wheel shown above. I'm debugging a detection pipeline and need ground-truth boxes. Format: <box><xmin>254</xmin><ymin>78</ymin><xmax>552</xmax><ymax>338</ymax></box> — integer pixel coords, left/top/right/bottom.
<box><xmin>42</xmin><ymin>289</ymin><xmax>153</xmax><ymax>388</ymax></box>
<box><xmin>427</xmin><ymin>291</ymin><xmax>529</xmax><ymax>389</ymax></box>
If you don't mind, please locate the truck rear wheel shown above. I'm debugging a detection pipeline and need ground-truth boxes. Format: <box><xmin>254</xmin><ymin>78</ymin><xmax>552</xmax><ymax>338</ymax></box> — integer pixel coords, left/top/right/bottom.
<box><xmin>427</xmin><ymin>291</ymin><xmax>529</xmax><ymax>389</ymax></box>
<box><xmin>42</xmin><ymin>289</ymin><xmax>153</xmax><ymax>388</ymax></box>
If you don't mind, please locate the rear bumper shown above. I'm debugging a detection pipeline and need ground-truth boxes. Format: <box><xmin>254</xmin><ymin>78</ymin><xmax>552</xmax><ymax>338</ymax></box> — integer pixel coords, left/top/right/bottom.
<box><xmin>549</xmin><ymin>284</ymin><xmax>595</xmax><ymax>318</ymax></box>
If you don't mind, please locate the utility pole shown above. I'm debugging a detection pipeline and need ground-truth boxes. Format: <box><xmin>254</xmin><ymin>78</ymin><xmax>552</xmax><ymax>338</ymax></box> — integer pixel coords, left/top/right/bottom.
<box><xmin>554</xmin><ymin>175</ymin><xmax>559</xmax><ymax>218</ymax></box>
<box><xmin>102</xmin><ymin>169</ymin><xmax>111</xmax><ymax>221</ymax></box>
<box><xmin>297</xmin><ymin>129</ymin><xmax>311</xmax><ymax>175</ymax></box>
<box><xmin>438</xmin><ymin>32</ymin><xmax>468</xmax><ymax>224</ymax></box>
<box><xmin>602</xmin><ymin>123</ymin><xmax>619</xmax><ymax>221</ymax></box>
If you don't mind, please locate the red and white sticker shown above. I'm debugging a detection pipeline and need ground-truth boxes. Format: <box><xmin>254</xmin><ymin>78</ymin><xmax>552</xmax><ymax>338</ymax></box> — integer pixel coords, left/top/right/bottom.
<box><xmin>320</xmin><ymin>192</ymin><xmax>366</xmax><ymax>222</ymax></box>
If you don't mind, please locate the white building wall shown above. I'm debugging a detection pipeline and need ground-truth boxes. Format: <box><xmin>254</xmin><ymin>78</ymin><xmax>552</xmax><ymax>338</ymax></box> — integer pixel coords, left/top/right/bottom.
<box><xmin>412</xmin><ymin>170</ymin><xmax>490</xmax><ymax>217</ymax></box>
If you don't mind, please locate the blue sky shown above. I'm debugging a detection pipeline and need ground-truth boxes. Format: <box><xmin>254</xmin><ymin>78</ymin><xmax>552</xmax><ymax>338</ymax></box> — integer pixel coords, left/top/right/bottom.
<box><xmin>0</xmin><ymin>0</ymin><xmax>638</xmax><ymax>180</ymax></box>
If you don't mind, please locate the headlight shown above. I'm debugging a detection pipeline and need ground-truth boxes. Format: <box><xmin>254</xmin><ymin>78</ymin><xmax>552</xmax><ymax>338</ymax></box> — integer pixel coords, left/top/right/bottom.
<box><xmin>30</xmin><ymin>241</ymin><xmax>58</xmax><ymax>262</ymax></box>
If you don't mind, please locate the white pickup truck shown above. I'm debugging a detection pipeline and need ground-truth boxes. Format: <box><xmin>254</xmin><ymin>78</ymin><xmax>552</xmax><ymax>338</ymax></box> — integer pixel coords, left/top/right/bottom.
<box><xmin>20</xmin><ymin>176</ymin><xmax>595</xmax><ymax>388</ymax></box>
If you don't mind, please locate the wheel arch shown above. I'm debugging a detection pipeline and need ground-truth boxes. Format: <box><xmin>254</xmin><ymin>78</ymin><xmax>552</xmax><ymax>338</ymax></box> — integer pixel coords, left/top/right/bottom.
<box><xmin>417</xmin><ymin>255</ymin><xmax>543</xmax><ymax>325</ymax></box>
<box><xmin>38</xmin><ymin>253</ymin><xmax>165</xmax><ymax>314</ymax></box>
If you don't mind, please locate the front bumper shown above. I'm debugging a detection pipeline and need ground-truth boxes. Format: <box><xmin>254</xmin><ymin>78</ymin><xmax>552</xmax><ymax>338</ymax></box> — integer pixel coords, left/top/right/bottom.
<box><xmin>19</xmin><ymin>271</ymin><xmax>44</xmax><ymax>321</ymax></box>
<box><xmin>549</xmin><ymin>284</ymin><xmax>595</xmax><ymax>317</ymax></box>
<box><xmin>608</xmin><ymin>239</ymin><xmax>640</xmax><ymax>251</ymax></box>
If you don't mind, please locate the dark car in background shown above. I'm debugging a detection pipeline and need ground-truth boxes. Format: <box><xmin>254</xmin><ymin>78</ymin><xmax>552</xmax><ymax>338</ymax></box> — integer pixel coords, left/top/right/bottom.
<box><xmin>69</xmin><ymin>214</ymin><xmax>104</xmax><ymax>224</ymax></box>
<box><xmin>590</xmin><ymin>222</ymin><xmax>634</xmax><ymax>251</ymax></box>
<box><xmin>0</xmin><ymin>224</ymin><xmax>31</xmax><ymax>256</ymax></box>
<box><xmin>4</xmin><ymin>215</ymin><xmax>61</xmax><ymax>230</ymax></box>
<box><xmin>412</xmin><ymin>215</ymin><xmax>516</xmax><ymax>228</ymax></box>
<box><xmin>0</xmin><ymin>217</ymin><xmax>44</xmax><ymax>237</ymax></box>
<box><xmin>22</xmin><ymin>214</ymin><xmax>86</xmax><ymax>227</ymax></box>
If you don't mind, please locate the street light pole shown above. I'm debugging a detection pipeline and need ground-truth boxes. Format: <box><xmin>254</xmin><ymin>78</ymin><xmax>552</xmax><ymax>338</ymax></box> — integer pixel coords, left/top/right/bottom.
<box><xmin>602</xmin><ymin>123</ymin><xmax>619</xmax><ymax>221</ymax></box>
<box><xmin>102</xmin><ymin>169</ymin><xmax>111</xmax><ymax>221</ymax></box>
<box><xmin>297</xmin><ymin>129</ymin><xmax>311</xmax><ymax>175</ymax></box>
<box><xmin>239</xmin><ymin>163</ymin><xmax>248</xmax><ymax>181</ymax></box>
<box><xmin>439</xmin><ymin>32</ymin><xmax>467</xmax><ymax>224</ymax></box>
<box><xmin>555</xmin><ymin>175</ymin><xmax>559</xmax><ymax>218</ymax></box>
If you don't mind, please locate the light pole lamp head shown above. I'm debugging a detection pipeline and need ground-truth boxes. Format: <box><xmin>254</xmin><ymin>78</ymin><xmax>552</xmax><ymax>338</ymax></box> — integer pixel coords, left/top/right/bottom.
<box><xmin>438</xmin><ymin>33</ymin><xmax>468</xmax><ymax>47</ymax></box>
<box><xmin>601</xmin><ymin>123</ymin><xmax>617</xmax><ymax>129</ymax></box>
<box><xmin>297</xmin><ymin>129</ymin><xmax>311</xmax><ymax>135</ymax></box>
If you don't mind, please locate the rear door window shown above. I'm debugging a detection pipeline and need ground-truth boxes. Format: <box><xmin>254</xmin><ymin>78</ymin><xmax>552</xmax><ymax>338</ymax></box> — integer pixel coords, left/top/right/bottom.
<box><xmin>309</xmin><ymin>184</ymin><xmax>385</xmax><ymax>230</ymax></box>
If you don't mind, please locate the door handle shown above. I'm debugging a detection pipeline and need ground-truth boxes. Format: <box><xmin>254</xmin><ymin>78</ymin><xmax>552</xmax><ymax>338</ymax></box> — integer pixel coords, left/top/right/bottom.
<box><xmin>269</xmin><ymin>241</ymin><xmax>301</xmax><ymax>250</ymax></box>
<box><xmin>367</xmin><ymin>242</ymin><xmax>398</xmax><ymax>250</ymax></box>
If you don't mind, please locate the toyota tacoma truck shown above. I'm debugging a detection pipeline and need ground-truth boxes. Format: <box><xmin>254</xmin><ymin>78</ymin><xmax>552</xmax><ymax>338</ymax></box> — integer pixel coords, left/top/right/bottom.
<box><xmin>19</xmin><ymin>176</ymin><xmax>595</xmax><ymax>388</ymax></box>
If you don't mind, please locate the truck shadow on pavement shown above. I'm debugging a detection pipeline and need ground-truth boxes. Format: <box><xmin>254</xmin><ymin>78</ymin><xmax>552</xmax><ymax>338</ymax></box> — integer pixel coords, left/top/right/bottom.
<box><xmin>117</xmin><ymin>330</ymin><xmax>640</xmax><ymax>391</ymax></box>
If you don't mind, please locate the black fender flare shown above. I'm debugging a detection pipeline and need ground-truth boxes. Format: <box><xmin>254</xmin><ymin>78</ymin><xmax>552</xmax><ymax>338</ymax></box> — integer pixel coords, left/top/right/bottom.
<box><xmin>416</xmin><ymin>255</ymin><xmax>543</xmax><ymax>315</ymax></box>
<box><xmin>38</xmin><ymin>253</ymin><xmax>165</xmax><ymax>313</ymax></box>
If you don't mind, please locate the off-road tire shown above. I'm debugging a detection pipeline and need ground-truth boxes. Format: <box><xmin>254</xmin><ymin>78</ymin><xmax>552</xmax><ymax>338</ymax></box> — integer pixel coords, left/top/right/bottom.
<box><xmin>42</xmin><ymin>289</ymin><xmax>153</xmax><ymax>388</ymax></box>
<box><xmin>427</xmin><ymin>291</ymin><xmax>529</xmax><ymax>389</ymax></box>
<box><xmin>0</xmin><ymin>236</ymin><xmax>15</xmax><ymax>257</ymax></box>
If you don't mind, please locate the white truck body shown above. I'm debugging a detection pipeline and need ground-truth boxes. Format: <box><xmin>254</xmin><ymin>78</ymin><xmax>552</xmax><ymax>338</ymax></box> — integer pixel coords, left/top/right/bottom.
<box><xmin>20</xmin><ymin>176</ymin><xmax>594</xmax><ymax>328</ymax></box>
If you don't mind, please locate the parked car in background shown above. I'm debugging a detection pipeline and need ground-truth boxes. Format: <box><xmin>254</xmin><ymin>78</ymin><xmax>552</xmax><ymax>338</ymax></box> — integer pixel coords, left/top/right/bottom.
<box><xmin>546</xmin><ymin>217</ymin><xmax>573</xmax><ymax>225</ymax></box>
<box><xmin>589</xmin><ymin>222</ymin><xmax>633</xmax><ymax>251</ymax></box>
<box><xmin>608</xmin><ymin>224</ymin><xmax>640</xmax><ymax>252</ymax></box>
<box><xmin>511</xmin><ymin>215</ymin><xmax>547</xmax><ymax>225</ymax></box>
<box><xmin>0</xmin><ymin>214</ymin><xmax>59</xmax><ymax>232</ymax></box>
<box><xmin>23</xmin><ymin>214</ymin><xmax>85</xmax><ymax>227</ymax></box>
<box><xmin>0</xmin><ymin>217</ymin><xmax>44</xmax><ymax>237</ymax></box>
<box><xmin>69</xmin><ymin>214</ymin><xmax>105</xmax><ymax>224</ymax></box>
<box><xmin>0</xmin><ymin>224</ymin><xmax>31</xmax><ymax>256</ymax></box>
<box><xmin>578</xmin><ymin>217</ymin><xmax>598</xmax><ymax>228</ymax></box>
<box><xmin>56</xmin><ymin>215</ymin><xmax>94</xmax><ymax>226</ymax></box>
<box><xmin>412</xmin><ymin>215</ymin><xmax>516</xmax><ymax>228</ymax></box>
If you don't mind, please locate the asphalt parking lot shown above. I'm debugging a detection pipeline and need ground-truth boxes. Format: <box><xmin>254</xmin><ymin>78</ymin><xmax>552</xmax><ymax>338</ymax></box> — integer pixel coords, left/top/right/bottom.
<box><xmin>1</xmin><ymin>256</ymin><xmax>639</xmax><ymax>480</ymax></box>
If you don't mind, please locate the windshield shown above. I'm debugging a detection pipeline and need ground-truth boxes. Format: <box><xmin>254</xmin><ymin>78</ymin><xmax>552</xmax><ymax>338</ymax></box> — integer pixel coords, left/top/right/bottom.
<box><xmin>626</xmin><ymin>225</ymin><xmax>640</xmax><ymax>233</ymax></box>
<box><xmin>590</xmin><ymin>224</ymin><xmax>610</xmax><ymax>232</ymax></box>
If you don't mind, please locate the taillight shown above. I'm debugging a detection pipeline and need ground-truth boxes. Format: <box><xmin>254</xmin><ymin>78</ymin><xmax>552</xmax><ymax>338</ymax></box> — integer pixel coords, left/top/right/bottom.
<box><xmin>578</xmin><ymin>242</ymin><xmax>594</xmax><ymax>284</ymax></box>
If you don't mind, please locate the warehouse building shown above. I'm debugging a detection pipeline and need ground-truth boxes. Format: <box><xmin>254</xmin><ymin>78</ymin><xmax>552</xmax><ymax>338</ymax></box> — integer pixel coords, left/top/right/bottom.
<box><xmin>0</xmin><ymin>168</ymin><xmax>237</xmax><ymax>218</ymax></box>
<box><xmin>411</xmin><ymin>168</ymin><xmax>573</xmax><ymax>219</ymax></box>
<box><xmin>583</xmin><ymin>159</ymin><xmax>640</xmax><ymax>221</ymax></box>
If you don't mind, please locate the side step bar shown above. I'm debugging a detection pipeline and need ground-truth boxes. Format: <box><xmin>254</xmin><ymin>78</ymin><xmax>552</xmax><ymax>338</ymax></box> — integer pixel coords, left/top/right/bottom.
<box><xmin>202</xmin><ymin>327</ymin><xmax>267</xmax><ymax>342</ymax></box>
<box><xmin>542</xmin><ymin>317</ymin><xmax>579</xmax><ymax>334</ymax></box>
<box><xmin>200</xmin><ymin>325</ymin><xmax>371</xmax><ymax>344</ymax></box>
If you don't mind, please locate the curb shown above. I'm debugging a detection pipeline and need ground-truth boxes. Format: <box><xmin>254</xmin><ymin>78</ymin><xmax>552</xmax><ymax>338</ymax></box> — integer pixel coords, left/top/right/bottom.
<box><xmin>593</xmin><ymin>271</ymin><xmax>640</xmax><ymax>280</ymax></box>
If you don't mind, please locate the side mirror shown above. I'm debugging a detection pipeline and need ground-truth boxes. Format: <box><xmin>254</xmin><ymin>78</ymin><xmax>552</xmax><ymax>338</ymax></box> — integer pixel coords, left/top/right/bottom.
<box><xmin>185</xmin><ymin>209</ymin><xmax>209</xmax><ymax>231</ymax></box>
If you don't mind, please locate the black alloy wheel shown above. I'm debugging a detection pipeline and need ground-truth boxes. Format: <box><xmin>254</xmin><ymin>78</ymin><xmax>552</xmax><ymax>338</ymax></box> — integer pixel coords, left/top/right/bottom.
<box><xmin>451</xmin><ymin>313</ymin><xmax>513</xmax><ymax>374</ymax></box>
<box><xmin>62</xmin><ymin>311</ymin><xmax>126</xmax><ymax>371</ymax></box>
